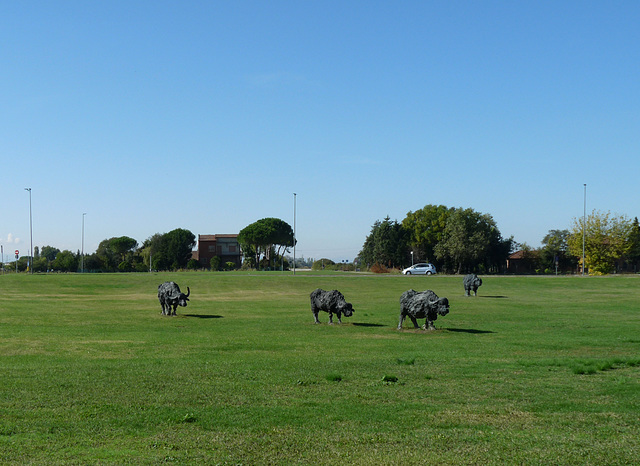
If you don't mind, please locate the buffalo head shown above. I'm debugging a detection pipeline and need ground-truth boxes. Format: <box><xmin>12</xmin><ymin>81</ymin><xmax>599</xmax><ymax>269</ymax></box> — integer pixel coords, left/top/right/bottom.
<box><xmin>176</xmin><ymin>287</ymin><xmax>190</xmax><ymax>307</ymax></box>
<box><xmin>340</xmin><ymin>302</ymin><xmax>354</xmax><ymax>317</ymax></box>
<box><xmin>430</xmin><ymin>296</ymin><xmax>449</xmax><ymax>316</ymax></box>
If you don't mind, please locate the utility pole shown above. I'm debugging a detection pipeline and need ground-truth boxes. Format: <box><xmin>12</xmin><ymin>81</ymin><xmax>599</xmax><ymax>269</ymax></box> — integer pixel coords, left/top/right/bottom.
<box><xmin>81</xmin><ymin>213</ymin><xmax>86</xmax><ymax>273</ymax></box>
<box><xmin>582</xmin><ymin>184</ymin><xmax>586</xmax><ymax>276</ymax></box>
<box><xmin>25</xmin><ymin>188</ymin><xmax>33</xmax><ymax>274</ymax></box>
<box><xmin>293</xmin><ymin>193</ymin><xmax>297</xmax><ymax>275</ymax></box>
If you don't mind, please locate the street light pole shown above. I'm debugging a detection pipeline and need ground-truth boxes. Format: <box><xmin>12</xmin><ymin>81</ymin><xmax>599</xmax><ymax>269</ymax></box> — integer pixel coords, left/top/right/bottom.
<box><xmin>582</xmin><ymin>184</ymin><xmax>586</xmax><ymax>276</ymax></box>
<box><xmin>293</xmin><ymin>193</ymin><xmax>297</xmax><ymax>276</ymax></box>
<box><xmin>82</xmin><ymin>213</ymin><xmax>86</xmax><ymax>273</ymax></box>
<box><xmin>25</xmin><ymin>188</ymin><xmax>33</xmax><ymax>274</ymax></box>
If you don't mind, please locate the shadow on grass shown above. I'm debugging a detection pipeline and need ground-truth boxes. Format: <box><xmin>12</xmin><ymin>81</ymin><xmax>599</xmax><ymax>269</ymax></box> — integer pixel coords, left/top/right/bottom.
<box><xmin>444</xmin><ymin>327</ymin><xmax>494</xmax><ymax>334</ymax></box>
<box><xmin>478</xmin><ymin>295</ymin><xmax>507</xmax><ymax>299</ymax></box>
<box><xmin>184</xmin><ymin>314</ymin><xmax>224</xmax><ymax>319</ymax></box>
<box><xmin>352</xmin><ymin>322</ymin><xmax>386</xmax><ymax>328</ymax></box>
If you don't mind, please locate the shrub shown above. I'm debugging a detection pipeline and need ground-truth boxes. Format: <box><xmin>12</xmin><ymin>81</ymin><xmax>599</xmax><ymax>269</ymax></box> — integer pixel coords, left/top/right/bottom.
<box><xmin>312</xmin><ymin>258</ymin><xmax>335</xmax><ymax>271</ymax></box>
<box><xmin>370</xmin><ymin>263</ymin><xmax>389</xmax><ymax>274</ymax></box>
<box><xmin>134</xmin><ymin>262</ymin><xmax>149</xmax><ymax>273</ymax></box>
<box><xmin>187</xmin><ymin>259</ymin><xmax>200</xmax><ymax>270</ymax></box>
<box><xmin>210</xmin><ymin>256</ymin><xmax>221</xmax><ymax>271</ymax></box>
<box><xmin>32</xmin><ymin>257</ymin><xmax>48</xmax><ymax>273</ymax></box>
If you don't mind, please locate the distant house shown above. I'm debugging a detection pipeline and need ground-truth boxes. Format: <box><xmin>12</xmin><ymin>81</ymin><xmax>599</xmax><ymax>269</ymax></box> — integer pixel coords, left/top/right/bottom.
<box><xmin>506</xmin><ymin>250</ymin><xmax>535</xmax><ymax>274</ymax></box>
<box><xmin>193</xmin><ymin>234</ymin><xmax>241</xmax><ymax>268</ymax></box>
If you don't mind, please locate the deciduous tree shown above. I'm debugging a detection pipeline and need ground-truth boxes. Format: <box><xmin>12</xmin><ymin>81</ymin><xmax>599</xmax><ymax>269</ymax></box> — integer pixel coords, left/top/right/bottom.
<box><xmin>163</xmin><ymin>228</ymin><xmax>196</xmax><ymax>269</ymax></box>
<box><xmin>52</xmin><ymin>250</ymin><xmax>78</xmax><ymax>272</ymax></box>
<box><xmin>402</xmin><ymin>204</ymin><xmax>452</xmax><ymax>265</ymax></box>
<box><xmin>434</xmin><ymin>208</ymin><xmax>498</xmax><ymax>274</ymax></box>
<box><xmin>568</xmin><ymin>210</ymin><xmax>631</xmax><ymax>275</ymax></box>
<box><xmin>627</xmin><ymin>217</ymin><xmax>640</xmax><ymax>272</ymax></box>
<box><xmin>96</xmin><ymin>238</ymin><xmax>119</xmax><ymax>271</ymax></box>
<box><xmin>40</xmin><ymin>246</ymin><xmax>60</xmax><ymax>262</ymax></box>
<box><xmin>140</xmin><ymin>229</ymin><xmax>195</xmax><ymax>271</ymax></box>
<box><xmin>540</xmin><ymin>229</ymin><xmax>576</xmax><ymax>272</ymax></box>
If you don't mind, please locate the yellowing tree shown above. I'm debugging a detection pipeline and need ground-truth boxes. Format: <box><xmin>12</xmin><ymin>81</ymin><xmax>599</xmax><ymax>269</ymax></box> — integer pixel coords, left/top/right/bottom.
<box><xmin>568</xmin><ymin>210</ymin><xmax>631</xmax><ymax>275</ymax></box>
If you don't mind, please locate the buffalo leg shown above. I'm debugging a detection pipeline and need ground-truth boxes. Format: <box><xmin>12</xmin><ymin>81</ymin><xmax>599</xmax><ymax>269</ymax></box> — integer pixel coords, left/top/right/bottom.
<box><xmin>312</xmin><ymin>307</ymin><xmax>320</xmax><ymax>324</ymax></box>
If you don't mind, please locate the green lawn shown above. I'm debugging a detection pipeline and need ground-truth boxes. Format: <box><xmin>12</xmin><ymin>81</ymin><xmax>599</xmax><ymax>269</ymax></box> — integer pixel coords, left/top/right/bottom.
<box><xmin>1</xmin><ymin>272</ymin><xmax>639</xmax><ymax>464</ymax></box>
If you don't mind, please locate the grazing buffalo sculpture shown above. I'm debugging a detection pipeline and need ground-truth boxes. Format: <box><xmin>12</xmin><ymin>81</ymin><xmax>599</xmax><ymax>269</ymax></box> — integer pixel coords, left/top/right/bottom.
<box><xmin>157</xmin><ymin>281</ymin><xmax>190</xmax><ymax>316</ymax></box>
<box><xmin>463</xmin><ymin>273</ymin><xmax>483</xmax><ymax>296</ymax></box>
<box><xmin>398</xmin><ymin>289</ymin><xmax>450</xmax><ymax>331</ymax></box>
<box><xmin>310</xmin><ymin>288</ymin><xmax>354</xmax><ymax>324</ymax></box>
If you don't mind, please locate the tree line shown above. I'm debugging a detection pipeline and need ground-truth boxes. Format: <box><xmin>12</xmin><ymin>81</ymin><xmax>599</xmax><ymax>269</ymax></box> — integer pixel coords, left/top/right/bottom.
<box><xmin>359</xmin><ymin>204</ymin><xmax>640</xmax><ymax>275</ymax></box>
<box><xmin>523</xmin><ymin>211</ymin><xmax>640</xmax><ymax>275</ymax></box>
<box><xmin>7</xmin><ymin>217</ymin><xmax>300</xmax><ymax>273</ymax></box>
<box><xmin>359</xmin><ymin>205</ymin><xmax>513</xmax><ymax>274</ymax></box>
<box><xmin>7</xmin><ymin>209</ymin><xmax>637</xmax><ymax>275</ymax></box>
<box><xmin>6</xmin><ymin>216</ymin><xmax>300</xmax><ymax>273</ymax></box>
<box><xmin>7</xmin><ymin>228</ymin><xmax>197</xmax><ymax>273</ymax></box>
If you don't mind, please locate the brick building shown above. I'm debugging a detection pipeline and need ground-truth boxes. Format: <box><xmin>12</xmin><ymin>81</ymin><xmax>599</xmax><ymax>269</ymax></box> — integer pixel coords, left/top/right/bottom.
<box><xmin>194</xmin><ymin>234</ymin><xmax>241</xmax><ymax>268</ymax></box>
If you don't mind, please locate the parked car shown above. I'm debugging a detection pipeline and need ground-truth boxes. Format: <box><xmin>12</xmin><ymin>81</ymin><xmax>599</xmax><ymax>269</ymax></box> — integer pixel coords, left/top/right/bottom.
<box><xmin>402</xmin><ymin>263</ymin><xmax>437</xmax><ymax>275</ymax></box>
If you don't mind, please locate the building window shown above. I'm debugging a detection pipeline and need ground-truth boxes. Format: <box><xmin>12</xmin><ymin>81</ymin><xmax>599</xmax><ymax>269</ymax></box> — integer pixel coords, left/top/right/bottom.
<box><xmin>208</xmin><ymin>245</ymin><xmax>216</xmax><ymax>253</ymax></box>
<box><xmin>229</xmin><ymin>245</ymin><xmax>237</xmax><ymax>253</ymax></box>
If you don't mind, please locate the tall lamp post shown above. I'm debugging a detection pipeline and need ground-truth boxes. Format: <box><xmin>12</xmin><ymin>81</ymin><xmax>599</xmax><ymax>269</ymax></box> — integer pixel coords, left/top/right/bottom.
<box><xmin>582</xmin><ymin>184</ymin><xmax>586</xmax><ymax>276</ymax></box>
<box><xmin>25</xmin><ymin>188</ymin><xmax>33</xmax><ymax>274</ymax></box>
<box><xmin>293</xmin><ymin>193</ymin><xmax>297</xmax><ymax>276</ymax></box>
<box><xmin>81</xmin><ymin>213</ymin><xmax>86</xmax><ymax>273</ymax></box>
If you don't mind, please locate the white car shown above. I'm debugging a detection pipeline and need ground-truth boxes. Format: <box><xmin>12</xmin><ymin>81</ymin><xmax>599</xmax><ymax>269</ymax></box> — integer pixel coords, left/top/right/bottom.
<box><xmin>402</xmin><ymin>263</ymin><xmax>437</xmax><ymax>275</ymax></box>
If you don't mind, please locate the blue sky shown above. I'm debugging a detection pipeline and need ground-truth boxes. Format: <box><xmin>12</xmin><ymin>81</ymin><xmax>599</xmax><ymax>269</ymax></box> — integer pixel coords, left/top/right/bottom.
<box><xmin>2</xmin><ymin>1</ymin><xmax>638</xmax><ymax>262</ymax></box>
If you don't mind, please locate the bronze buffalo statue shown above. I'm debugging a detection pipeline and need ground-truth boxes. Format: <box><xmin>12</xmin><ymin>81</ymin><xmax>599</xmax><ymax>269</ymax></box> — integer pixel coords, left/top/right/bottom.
<box><xmin>310</xmin><ymin>288</ymin><xmax>354</xmax><ymax>324</ymax></box>
<box><xmin>158</xmin><ymin>281</ymin><xmax>190</xmax><ymax>316</ymax></box>
<box><xmin>398</xmin><ymin>289</ymin><xmax>449</xmax><ymax>330</ymax></box>
<box><xmin>463</xmin><ymin>273</ymin><xmax>483</xmax><ymax>296</ymax></box>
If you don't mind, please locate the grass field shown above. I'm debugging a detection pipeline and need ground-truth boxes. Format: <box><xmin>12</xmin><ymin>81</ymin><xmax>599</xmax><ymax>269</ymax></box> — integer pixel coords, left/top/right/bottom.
<box><xmin>1</xmin><ymin>272</ymin><xmax>639</xmax><ymax>464</ymax></box>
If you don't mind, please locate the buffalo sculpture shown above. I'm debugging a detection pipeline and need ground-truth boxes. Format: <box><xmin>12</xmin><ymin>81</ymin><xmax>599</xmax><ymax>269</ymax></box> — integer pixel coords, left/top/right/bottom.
<box><xmin>310</xmin><ymin>288</ymin><xmax>354</xmax><ymax>324</ymax></box>
<box><xmin>398</xmin><ymin>289</ymin><xmax>449</xmax><ymax>330</ymax></box>
<box><xmin>463</xmin><ymin>273</ymin><xmax>483</xmax><ymax>296</ymax></box>
<box><xmin>157</xmin><ymin>281</ymin><xmax>190</xmax><ymax>316</ymax></box>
